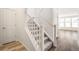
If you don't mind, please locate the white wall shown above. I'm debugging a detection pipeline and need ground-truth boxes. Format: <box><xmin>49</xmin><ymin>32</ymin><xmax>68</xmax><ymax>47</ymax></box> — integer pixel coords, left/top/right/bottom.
<box><xmin>58</xmin><ymin>8</ymin><xmax>79</xmax><ymax>17</ymax></box>
<box><xmin>15</xmin><ymin>9</ymin><xmax>36</xmax><ymax>50</ymax></box>
<box><xmin>27</xmin><ymin>8</ymin><xmax>52</xmax><ymax>23</ymax></box>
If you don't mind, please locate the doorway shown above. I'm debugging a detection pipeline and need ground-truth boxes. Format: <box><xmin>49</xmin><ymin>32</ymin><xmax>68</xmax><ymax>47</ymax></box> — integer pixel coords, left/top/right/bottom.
<box><xmin>0</xmin><ymin>9</ymin><xmax>16</xmax><ymax>44</ymax></box>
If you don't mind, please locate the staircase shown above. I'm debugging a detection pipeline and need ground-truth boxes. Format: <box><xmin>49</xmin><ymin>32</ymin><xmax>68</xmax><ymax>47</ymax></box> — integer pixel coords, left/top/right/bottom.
<box><xmin>25</xmin><ymin>15</ymin><xmax>56</xmax><ymax>51</ymax></box>
<box><xmin>44</xmin><ymin>33</ymin><xmax>53</xmax><ymax>51</ymax></box>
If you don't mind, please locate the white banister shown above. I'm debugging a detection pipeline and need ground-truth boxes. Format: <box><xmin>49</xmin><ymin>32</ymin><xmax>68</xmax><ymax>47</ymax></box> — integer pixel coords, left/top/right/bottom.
<box><xmin>25</xmin><ymin>15</ymin><xmax>44</xmax><ymax>50</ymax></box>
<box><xmin>25</xmin><ymin>14</ymin><xmax>55</xmax><ymax>51</ymax></box>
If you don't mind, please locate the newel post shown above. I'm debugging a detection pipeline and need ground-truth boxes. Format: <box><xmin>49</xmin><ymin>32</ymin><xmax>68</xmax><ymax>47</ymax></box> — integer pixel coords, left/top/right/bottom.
<box><xmin>40</xmin><ymin>25</ymin><xmax>44</xmax><ymax>51</ymax></box>
<box><xmin>53</xmin><ymin>24</ymin><xmax>57</xmax><ymax>47</ymax></box>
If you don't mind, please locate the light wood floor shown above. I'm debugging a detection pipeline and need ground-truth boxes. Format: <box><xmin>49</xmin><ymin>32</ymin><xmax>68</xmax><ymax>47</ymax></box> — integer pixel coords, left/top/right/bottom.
<box><xmin>0</xmin><ymin>41</ymin><xmax>27</xmax><ymax>51</ymax></box>
<box><xmin>55</xmin><ymin>30</ymin><xmax>79</xmax><ymax>51</ymax></box>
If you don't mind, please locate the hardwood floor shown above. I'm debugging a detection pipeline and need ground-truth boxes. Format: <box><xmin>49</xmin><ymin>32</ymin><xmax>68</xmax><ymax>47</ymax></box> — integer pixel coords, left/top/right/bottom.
<box><xmin>1</xmin><ymin>30</ymin><xmax>79</xmax><ymax>51</ymax></box>
<box><xmin>0</xmin><ymin>41</ymin><xmax>27</xmax><ymax>51</ymax></box>
<box><xmin>55</xmin><ymin>30</ymin><xmax>79</xmax><ymax>51</ymax></box>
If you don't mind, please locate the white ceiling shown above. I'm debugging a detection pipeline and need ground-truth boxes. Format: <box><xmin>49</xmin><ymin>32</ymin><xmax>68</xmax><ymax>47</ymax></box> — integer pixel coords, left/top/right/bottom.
<box><xmin>57</xmin><ymin>8</ymin><xmax>79</xmax><ymax>17</ymax></box>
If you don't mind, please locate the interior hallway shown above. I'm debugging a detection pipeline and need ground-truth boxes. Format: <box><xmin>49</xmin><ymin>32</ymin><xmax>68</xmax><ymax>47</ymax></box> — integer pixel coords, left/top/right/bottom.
<box><xmin>55</xmin><ymin>30</ymin><xmax>79</xmax><ymax>51</ymax></box>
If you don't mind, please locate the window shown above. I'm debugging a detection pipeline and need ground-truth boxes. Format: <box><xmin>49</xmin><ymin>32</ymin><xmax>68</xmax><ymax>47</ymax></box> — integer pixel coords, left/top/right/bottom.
<box><xmin>65</xmin><ymin>23</ymin><xmax>71</xmax><ymax>27</ymax></box>
<box><xmin>58</xmin><ymin>17</ymin><xmax>79</xmax><ymax>28</ymax></box>
<box><xmin>72</xmin><ymin>17</ymin><xmax>79</xmax><ymax>23</ymax></box>
<box><xmin>58</xmin><ymin>23</ymin><xmax>64</xmax><ymax>27</ymax></box>
<box><xmin>65</xmin><ymin>18</ymin><xmax>71</xmax><ymax>27</ymax></box>
<box><xmin>58</xmin><ymin>18</ymin><xmax>64</xmax><ymax>23</ymax></box>
<box><xmin>65</xmin><ymin>18</ymin><xmax>71</xmax><ymax>23</ymax></box>
<box><xmin>72</xmin><ymin>17</ymin><xmax>79</xmax><ymax>27</ymax></box>
<box><xmin>72</xmin><ymin>23</ymin><xmax>78</xmax><ymax>27</ymax></box>
<box><xmin>58</xmin><ymin>18</ymin><xmax>64</xmax><ymax>27</ymax></box>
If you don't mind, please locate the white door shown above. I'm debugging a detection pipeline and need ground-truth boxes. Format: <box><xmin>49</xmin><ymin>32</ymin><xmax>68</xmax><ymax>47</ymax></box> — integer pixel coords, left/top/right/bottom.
<box><xmin>0</xmin><ymin>9</ymin><xmax>16</xmax><ymax>44</ymax></box>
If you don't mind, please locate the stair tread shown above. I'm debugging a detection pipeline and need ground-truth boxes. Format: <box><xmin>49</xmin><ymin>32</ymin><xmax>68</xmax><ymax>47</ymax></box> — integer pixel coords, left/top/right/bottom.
<box><xmin>44</xmin><ymin>41</ymin><xmax>52</xmax><ymax>50</ymax></box>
